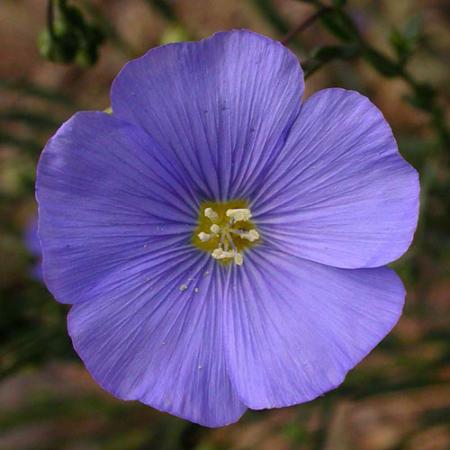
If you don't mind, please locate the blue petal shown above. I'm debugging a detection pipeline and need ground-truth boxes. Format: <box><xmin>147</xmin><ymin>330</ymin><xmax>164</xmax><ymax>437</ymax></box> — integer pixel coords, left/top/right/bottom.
<box><xmin>36</xmin><ymin>112</ymin><xmax>197</xmax><ymax>304</ymax></box>
<box><xmin>224</xmin><ymin>248</ymin><xmax>405</xmax><ymax>409</ymax></box>
<box><xmin>252</xmin><ymin>88</ymin><xmax>419</xmax><ymax>268</ymax></box>
<box><xmin>111</xmin><ymin>30</ymin><xmax>303</xmax><ymax>201</ymax></box>
<box><xmin>68</xmin><ymin>261</ymin><xmax>247</xmax><ymax>427</ymax></box>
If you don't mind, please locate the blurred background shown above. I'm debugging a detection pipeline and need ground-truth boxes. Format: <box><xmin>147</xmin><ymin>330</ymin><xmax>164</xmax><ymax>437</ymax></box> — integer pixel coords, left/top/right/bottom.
<box><xmin>0</xmin><ymin>1</ymin><xmax>449</xmax><ymax>449</ymax></box>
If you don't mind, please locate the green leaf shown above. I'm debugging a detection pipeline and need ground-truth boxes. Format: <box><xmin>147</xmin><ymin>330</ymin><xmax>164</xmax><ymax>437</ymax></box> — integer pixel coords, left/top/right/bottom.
<box><xmin>404</xmin><ymin>82</ymin><xmax>436</xmax><ymax>112</ymax></box>
<box><xmin>319</xmin><ymin>8</ymin><xmax>360</xmax><ymax>42</ymax></box>
<box><xmin>38</xmin><ymin>0</ymin><xmax>105</xmax><ymax>67</ymax></box>
<box><xmin>304</xmin><ymin>43</ymin><xmax>360</xmax><ymax>78</ymax></box>
<box><xmin>389</xmin><ymin>15</ymin><xmax>423</xmax><ymax>66</ymax></box>
<box><xmin>404</xmin><ymin>14</ymin><xmax>423</xmax><ymax>41</ymax></box>
<box><xmin>362</xmin><ymin>48</ymin><xmax>402</xmax><ymax>77</ymax></box>
<box><xmin>312</xmin><ymin>43</ymin><xmax>359</xmax><ymax>60</ymax></box>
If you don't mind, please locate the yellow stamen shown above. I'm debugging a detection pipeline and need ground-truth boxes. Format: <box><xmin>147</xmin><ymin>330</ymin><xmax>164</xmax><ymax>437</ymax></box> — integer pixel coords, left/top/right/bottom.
<box><xmin>193</xmin><ymin>200</ymin><xmax>260</xmax><ymax>266</ymax></box>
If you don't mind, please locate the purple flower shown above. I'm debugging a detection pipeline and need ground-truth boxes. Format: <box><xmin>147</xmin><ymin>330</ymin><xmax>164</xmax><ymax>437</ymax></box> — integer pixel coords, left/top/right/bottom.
<box><xmin>24</xmin><ymin>214</ymin><xmax>43</xmax><ymax>280</ymax></box>
<box><xmin>36</xmin><ymin>30</ymin><xmax>419</xmax><ymax>427</ymax></box>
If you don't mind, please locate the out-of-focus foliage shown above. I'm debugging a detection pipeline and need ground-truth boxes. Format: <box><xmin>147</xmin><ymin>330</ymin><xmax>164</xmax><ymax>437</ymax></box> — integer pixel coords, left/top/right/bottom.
<box><xmin>0</xmin><ymin>0</ymin><xmax>449</xmax><ymax>449</ymax></box>
<box><xmin>38</xmin><ymin>0</ymin><xmax>105</xmax><ymax>66</ymax></box>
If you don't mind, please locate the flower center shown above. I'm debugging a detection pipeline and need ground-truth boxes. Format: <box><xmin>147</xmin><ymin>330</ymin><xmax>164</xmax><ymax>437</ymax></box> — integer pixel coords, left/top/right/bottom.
<box><xmin>193</xmin><ymin>200</ymin><xmax>260</xmax><ymax>266</ymax></box>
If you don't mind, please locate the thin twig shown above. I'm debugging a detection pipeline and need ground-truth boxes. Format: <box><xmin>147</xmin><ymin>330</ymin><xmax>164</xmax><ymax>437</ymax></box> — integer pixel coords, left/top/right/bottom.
<box><xmin>281</xmin><ymin>6</ymin><xmax>329</xmax><ymax>45</ymax></box>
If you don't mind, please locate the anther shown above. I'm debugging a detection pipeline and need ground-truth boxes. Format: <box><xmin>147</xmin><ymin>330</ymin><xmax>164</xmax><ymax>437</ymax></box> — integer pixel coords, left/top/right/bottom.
<box><xmin>242</xmin><ymin>229</ymin><xmax>260</xmax><ymax>242</ymax></box>
<box><xmin>197</xmin><ymin>232</ymin><xmax>211</xmax><ymax>242</ymax></box>
<box><xmin>212</xmin><ymin>248</ymin><xmax>236</xmax><ymax>260</ymax></box>
<box><xmin>210</xmin><ymin>224</ymin><xmax>220</xmax><ymax>234</ymax></box>
<box><xmin>234</xmin><ymin>253</ymin><xmax>244</xmax><ymax>266</ymax></box>
<box><xmin>205</xmin><ymin>207</ymin><xmax>218</xmax><ymax>221</ymax></box>
<box><xmin>226</xmin><ymin>208</ymin><xmax>252</xmax><ymax>222</ymax></box>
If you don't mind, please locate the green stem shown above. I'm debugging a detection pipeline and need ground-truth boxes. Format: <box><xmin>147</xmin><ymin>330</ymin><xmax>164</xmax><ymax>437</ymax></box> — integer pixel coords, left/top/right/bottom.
<box><xmin>281</xmin><ymin>6</ymin><xmax>330</xmax><ymax>45</ymax></box>
<box><xmin>252</xmin><ymin>0</ymin><xmax>305</xmax><ymax>51</ymax></box>
<box><xmin>46</xmin><ymin>0</ymin><xmax>55</xmax><ymax>37</ymax></box>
